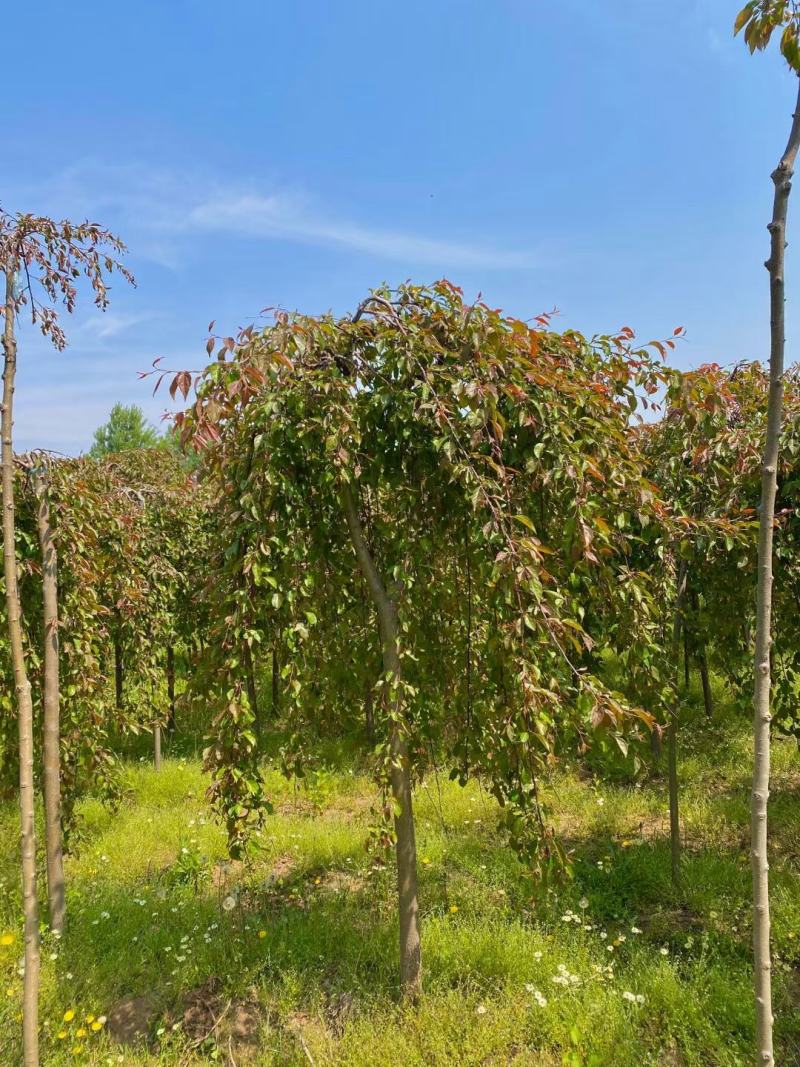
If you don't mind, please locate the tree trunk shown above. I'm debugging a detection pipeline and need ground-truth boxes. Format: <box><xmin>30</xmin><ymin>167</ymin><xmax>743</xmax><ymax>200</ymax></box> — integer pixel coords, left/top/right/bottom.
<box><xmin>698</xmin><ymin>649</ymin><xmax>713</xmax><ymax>720</ymax></box>
<box><xmin>114</xmin><ymin>625</ymin><xmax>123</xmax><ymax>711</ymax></box>
<box><xmin>154</xmin><ymin>723</ymin><xmax>162</xmax><ymax>771</ymax></box>
<box><xmin>166</xmin><ymin>644</ymin><xmax>176</xmax><ymax>735</ymax></box>
<box><xmin>341</xmin><ymin>481</ymin><xmax>421</xmax><ymax>997</ymax></box>
<box><xmin>683</xmin><ymin>624</ymin><xmax>690</xmax><ymax>689</ymax></box>
<box><xmin>243</xmin><ymin>640</ymin><xmax>260</xmax><ymax>745</ymax></box>
<box><xmin>271</xmin><ymin>641</ymin><xmax>280</xmax><ymax>716</ymax></box>
<box><xmin>364</xmin><ymin>675</ymin><xmax>375</xmax><ymax>745</ymax></box>
<box><xmin>750</xmin><ymin>78</ymin><xmax>800</xmax><ymax>1067</ymax></box>
<box><xmin>668</xmin><ymin>557</ymin><xmax>688</xmax><ymax>887</ymax></box>
<box><xmin>31</xmin><ymin>464</ymin><xmax>65</xmax><ymax>936</ymax></box>
<box><xmin>689</xmin><ymin>590</ymin><xmax>713</xmax><ymax>719</ymax></box>
<box><xmin>2</xmin><ymin>268</ymin><xmax>40</xmax><ymax>1067</ymax></box>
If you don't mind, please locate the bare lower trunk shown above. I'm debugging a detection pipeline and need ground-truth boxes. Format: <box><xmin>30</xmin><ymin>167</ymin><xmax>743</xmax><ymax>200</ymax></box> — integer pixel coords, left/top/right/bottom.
<box><xmin>364</xmin><ymin>675</ymin><xmax>375</xmax><ymax>745</ymax></box>
<box><xmin>271</xmin><ymin>642</ymin><xmax>280</xmax><ymax>715</ymax></box>
<box><xmin>683</xmin><ymin>626</ymin><xmax>690</xmax><ymax>689</ymax></box>
<box><xmin>689</xmin><ymin>590</ymin><xmax>713</xmax><ymax>719</ymax></box>
<box><xmin>750</xmin><ymin>78</ymin><xmax>800</xmax><ymax>1067</ymax></box>
<box><xmin>243</xmin><ymin>641</ymin><xmax>260</xmax><ymax>745</ymax></box>
<box><xmin>699</xmin><ymin>650</ymin><xmax>713</xmax><ymax>719</ymax></box>
<box><xmin>31</xmin><ymin>464</ymin><xmax>65</xmax><ymax>935</ymax></box>
<box><xmin>166</xmin><ymin>644</ymin><xmax>176</xmax><ymax>735</ymax></box>
<box><xmin>154</xmin><ymin>723</ymin><xmax>162</xmax><ymax>771</ymax></box>
<box><xmin>3</xmin><ymin>269</ymin><xmax>40</xmax><ymax>1066</ymax></box>
<box><xmin>668</xmin><ymin>557</ymin><xmax>688</xmax><ymax>887</ymax></box>
<box><xmin>114</xmin><ymin>626</ymin><xmax>123</xmax><ymax>711</ymax></box>
<box><xmin>341</xmin><ymin>481</ymin><xmax>421</xmax><ymax>997</ymax></box>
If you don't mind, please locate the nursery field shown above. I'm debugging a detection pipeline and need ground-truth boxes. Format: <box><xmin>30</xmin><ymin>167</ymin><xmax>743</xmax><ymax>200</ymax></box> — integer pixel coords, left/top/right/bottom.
<box><xmin>2</xmin><ymin>684</ymin><xmax>800</xmax><ymax>1067</ymax></box>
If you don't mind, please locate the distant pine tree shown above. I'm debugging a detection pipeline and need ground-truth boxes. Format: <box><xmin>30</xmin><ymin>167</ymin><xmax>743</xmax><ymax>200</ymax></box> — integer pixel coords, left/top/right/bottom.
<box><xmin>89</xmin><ymin>403</ymin><xmax>160</xmax><ymax>457</ymax></box>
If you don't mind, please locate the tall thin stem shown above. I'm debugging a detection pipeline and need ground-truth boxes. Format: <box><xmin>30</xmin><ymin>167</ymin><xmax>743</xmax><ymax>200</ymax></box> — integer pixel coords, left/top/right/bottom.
<box><xmin>2</xmin><ymin>267</ymin><xmax>40</xmax><ymax>1066</ymax></box>
<box><xmin>341</xmin><ymin>480</ymin><xmax>422</xmax><ymax>997</ymax></box>
<box><xmin>31</xmin><ymin>463</ymin><xmax>65</xmax><ymax>935</ymax></box>
<box><xmin>750</xmin><ymin>77</ymin><xmax>800</xmax><ymax>1067</ymax></box>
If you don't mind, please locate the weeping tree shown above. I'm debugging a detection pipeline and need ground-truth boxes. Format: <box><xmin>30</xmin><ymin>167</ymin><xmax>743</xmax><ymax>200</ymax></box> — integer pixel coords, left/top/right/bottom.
<box><xmin>734</xmin><ymin>4</ymin><xmax>800</xmax><ymax>1063</ymax></box>
<box><xmin>641</xmin><ymin>364</ymin><xmax>764</xmax><ymax>883</ymax></box>
<box><xmin>175</xmin><ymin>282</ymin><xmax>674</xmax><ymax>995</ymax></box>
<box><xmin>0</xmin><ymin>209</ymin><xmax>133</xmax><ymax>1067</ymax></box>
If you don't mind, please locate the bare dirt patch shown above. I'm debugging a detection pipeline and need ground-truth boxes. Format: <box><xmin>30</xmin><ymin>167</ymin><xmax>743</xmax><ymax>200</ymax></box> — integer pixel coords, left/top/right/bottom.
<box><xmin>177</xmin><ymin>977</ymin><xmax>261</xmax><ymax>1057</ymax></box>
<box><xmin>107</xmin><ymin>993</ymin><xmax>157</xmax><ymax>1045</ymax></box>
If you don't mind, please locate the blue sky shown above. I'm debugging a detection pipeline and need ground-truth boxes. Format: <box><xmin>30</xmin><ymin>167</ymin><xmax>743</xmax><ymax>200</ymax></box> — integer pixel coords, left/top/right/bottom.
<box><xmin>4</xmin><ymin>0</ymin><xmax>798</xmax><ymax>452</ymax></box>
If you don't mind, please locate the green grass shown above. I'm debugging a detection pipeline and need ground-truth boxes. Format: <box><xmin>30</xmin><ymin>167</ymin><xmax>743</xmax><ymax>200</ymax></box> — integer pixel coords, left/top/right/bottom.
<box><xmin>2</xmin><ymin>683</ymin><xmax>800</xmax><ymax>1065</ymax></box>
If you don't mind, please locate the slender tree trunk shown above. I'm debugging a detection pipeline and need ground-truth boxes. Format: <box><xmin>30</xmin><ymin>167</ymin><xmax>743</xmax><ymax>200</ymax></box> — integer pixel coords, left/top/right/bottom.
<box><xmin>750</xmin><ymin>78</ymin><xmax>800</xmax><ymax>1067</ymax></box>
<box><xmin>31</xmin><ymin>464</ymin><xmax>65</xmax><ymax>935</ymax></box>
<box><xmin>341</xmin><ymin>481</ymin><xmax>421</xmax><ymax>997</ymax></box>
<box><xmin>154</xmin><ymin>723</ymin><xmax>162</xmax><ymax>771</ymax></box>
<box><xmin>271</xmin><ymin>642</ymin><xmax>280</xmax><ymax>715</ymax></box>
<box><xmin>364</xmin><ymin>675</ymin><xmax>375</xmax><ymax>745</ymax></box>
<box><xmin>2</xmin><ymin>268</ymin><xmax>40</xmax><ymax>1067</ymax></box>
<box><xmin>113</xmin><ymin>625</ymin><xmax>123</xmax><ymax>711</ymax></box>
<box><xmin>243</xmin><ymin>640</ymin><xmax>261</xmax><ymax>745</ymax></box>
<box><xmin>166</xmin><ymin>644</ymin><xmax>176</xmax><ymax>735</ymax></box>
<box><xmin>668</xmin><ymin>557</ymin><xmax>688</xmax><ymax>887</ymax></box>
<box><xmin>683</xmin><ymin>625</ymin><xmax>690</xmax><ymax>689</ymax></box>
<box><xmin>689</xmin><ymin>590</ymin><xmax>713</xmax><ymax>719</ymax></box>
<box><xmin>698</xmin><ymin>649</ymin><xmax>713</xmax><ymax>720</ymax></box>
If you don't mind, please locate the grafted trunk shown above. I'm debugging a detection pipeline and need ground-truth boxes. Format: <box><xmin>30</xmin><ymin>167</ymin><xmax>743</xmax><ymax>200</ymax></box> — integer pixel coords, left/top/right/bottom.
<box><xmin>2</xmin><ymin>268</ymin><xmax>40</xmax><ymax>1067</ymax></box>
<box><xmin>166</xmin><ymin>644</ymin><xmax>176</xmax><ymax>735</ymax></box>
<box><xmin>668</xmin><ymin>557</ymin><xmax>688</xmax><ymax>887</ymax></box>
<box><xmin>749</xmin><ymin>77</ymin><xmax>800</xmax><ymax>1067</ymax></box>
<box><xmin>341</xmin><ymin>481</ymin><xmax>421</xmax><ymax>997</ymax></box>
<box><xmin>243</xmin><ymin>640</ymin><xmax>261</xmax><ymax>744</ymax></box>
<box><xmin>31</xmin><ymin>464</ymin><xmax>65</xmax><ymax>935</ymax></box>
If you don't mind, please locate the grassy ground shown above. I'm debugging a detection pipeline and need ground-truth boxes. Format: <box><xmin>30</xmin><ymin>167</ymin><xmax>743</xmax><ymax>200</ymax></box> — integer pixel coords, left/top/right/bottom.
<box><xmin>2</xmin><ymin>683</ymin><xmax>800</xmax><ymax>1065</ymax></box>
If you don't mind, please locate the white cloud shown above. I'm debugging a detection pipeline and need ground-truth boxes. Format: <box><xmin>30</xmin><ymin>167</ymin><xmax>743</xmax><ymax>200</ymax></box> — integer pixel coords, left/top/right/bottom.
<box><xmin>76</xmin><ymin>311</ymin><xmax>154</xmax><ymax>344</ymax></box>
<box><xmin>186</xmin><ymin>192</ymin><xmax>538</xmax><ymax>269</ymax></box>
<box><xmin>22</xmin><ymin>160</ymin><xmax>538</xmax><ymax>272</ymax></box>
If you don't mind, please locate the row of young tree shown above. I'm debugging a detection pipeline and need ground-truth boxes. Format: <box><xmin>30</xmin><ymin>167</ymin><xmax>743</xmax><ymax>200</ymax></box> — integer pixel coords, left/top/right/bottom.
<box><xmin>2</xmin><ymin>4</ymin><xmax>799</xmax><ymax>1065</ymax></box>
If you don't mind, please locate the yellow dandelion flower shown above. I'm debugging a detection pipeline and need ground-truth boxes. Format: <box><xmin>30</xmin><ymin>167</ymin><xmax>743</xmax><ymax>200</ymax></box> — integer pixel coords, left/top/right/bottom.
<box><xmin>0</xmin><ymin>933</ymin><xmax>14</xmax><ymax>946</ymax></box>
<box><xmin>422</xmin><ymin>857</ymin><xmax>431</xmax><ymax>865</ymax></box>
<box><xmin>90</xmin><ymin>1021</ymin><xmax>103</xmax><ymax>1032</ymax></box>
<box><xmin>5</xmin><ymin>988</ymin><xmax>13</xmax><ymax>998</ymax></box>
<box><xmin>450</xmin><ymin>904</ymin><xmax>459</xmax><ymax>914</ymax></box>
<box><xmin>57</xmin><ymin>1030</ymin><xmax>68</xmax><ymax>1040</ymax></box>
<box><xmin>76</xmin><ymin>1027</ymin><xmax>87</xmax><ymax>1038</ymax></box>
<box><xmin>71</xmin><ymin>1046</ymin><xmax>84</xmax><ymax>1055</ymax></box>
<box><xmin>258</xmin><ymin>930</ymin><xmax>267</xmax><ymax>939</ymax></box>
<box><xmin>85</xmin><ymin>1014</ymin><xmax>95</xmax><ymax>1024</ymax></box>
<box><xmin>63</xmin><ymin>1009</ymin><xmax>75</xmax><ymax>1022</ymax></box>
<box><xmin>314</xmin><ymin>878</ymin><xmax>321</xmax><ymax>885</ymax></box>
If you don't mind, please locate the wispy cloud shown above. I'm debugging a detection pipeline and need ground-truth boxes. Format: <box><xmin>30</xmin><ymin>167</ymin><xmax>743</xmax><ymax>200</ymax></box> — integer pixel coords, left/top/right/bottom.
<box><xmin>77</xmin><ymin>311</ymin><xmax>154</xmax><ymax>344</ymax></box>
<box><xmin>185</xmin><ymin>192</ymin><xmax>538</xmax><ymax>269</ymax></box>
<box><xmin>23</xmin><ymin>160</ymin><xmax>538</xmax><ymax>272</ymax></box>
